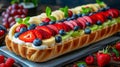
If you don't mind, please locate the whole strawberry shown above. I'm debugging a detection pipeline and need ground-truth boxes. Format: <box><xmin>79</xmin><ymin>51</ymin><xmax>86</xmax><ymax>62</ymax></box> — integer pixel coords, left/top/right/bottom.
<box><xmin>97</xmin><ymin>47</ymin><xmax>111</xmax><ymax>67</ymax></box>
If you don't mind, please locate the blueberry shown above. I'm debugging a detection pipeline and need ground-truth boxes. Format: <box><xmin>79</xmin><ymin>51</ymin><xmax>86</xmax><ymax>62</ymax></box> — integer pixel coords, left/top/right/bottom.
<box><xmin>74</xmin><ymin>26</ymin><xmax>80</xmax><ymax>31</ymax></box>
<box><xmin>59</xmin><ymin>29</ymin><xmax>66</xmax><ymax>36</ymax></box>
<box><xmin>78</xmin><ymin>64</ymin><xmax>87</xmax><ymax>67</ymax></box>
<box><xmin>33</xmin><ymin>38</ymin><xmax>42</xmax><ymax>46</ymax></box>
<box><xmin>49</xmin><ymin>21</ymin><xmax>55</xmax><ymax>24</ymax></box>
<box><xmin>72</xmin><ymin>14</ymin><xmax>78</xmax><ymax>19</ymax></box>
<box><xmin>55</xmin><ymin>36</ymin><xmax>62</xmax><ymax>43</ymax></box>
<box><xmin>96</xmin><ymin>20</ymin><xmax>102</xmax><ymax>25</ymax></box>
<box><xmin>107</xmin><ymin>16</ymin><xmax>112</xmax><ymax>20</ymax></box>
<box><xmin>67</xmin><ymin>18</ymin><xmax>72</xmax><ymax>21</ymax></box>
<box><xmin>77</xmin><ymin>13</ymin><xmax>82</xmax><ymax>17</ymax></box>
<box><xmin>105</xmin><ymin>7</ymin><xmax>110</xmax><ymax>10</ymax></box>
<box><xmin>89</xmin><ymin>13</ymin><xmax>93</xmax><ymax>16</ymax></box>
<box><xmin>39</xmin><ymin>22</ymin><xmax>47</xmax><ymax>26</ymax></box>
<box><xmin>14</xmin><ymin>32</ymin><xmax>22</xmax><ymax>38</ymax></box>
<box><xmin>86</xmin><ymin>22</ymin><xmax>91</xmax><ymax>26</ymax></box>
<box><xmin>0</xmin><ymin>25</ymin><xmax>7</xmax><ymax>32</ymax></box>
<box><xmin>84</xmin><ymin>28</ymin><xmax>91</xmax><ymax>34</ymax></box>
<box><xmin>20</xmin><ymin>27</ymin><xmax>27</xmax><ymax>33</ymax></box>
<box><xmin>99</xmin><ymin>8</ymin><xmax>106</xmax><ymax>12</ymax></box>
<box><xmin>28</xmin><ymin>24</ymin><xmax>36</xmax><ymax>30</ymax></box>
<box><xmin>81</xmin><ymin>13</ymin><xmax>86</xmax><ymax>17</ymax></box>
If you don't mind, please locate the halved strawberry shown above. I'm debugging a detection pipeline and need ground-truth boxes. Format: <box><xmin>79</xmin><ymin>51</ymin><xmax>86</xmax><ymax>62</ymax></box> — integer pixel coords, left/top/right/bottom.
<box><xmin>89</xmin><ymin>15</ymin><xmax>98</xmax><ymax>24</ymax></box>
<box><xmin>19</xmin><ymin>30</ymin><xmax>36</xmax><ymax>42</ymax></box>
<box><xmin>38</xmin><ymin>29</ymin><xmax>51</xmax><ymax>39</ymax></box>
<box><xmin>74</xmin><ymin>20</ymin><xmax>83</xmax><ymax>29</ymax></box>
<box><xmin>64</xmin><ymin>21</ymin><xmax>74</xmax><ymax>30</ymax></box>
<box><xmin>35</xmin><ymin>26</ymin><xmax>52</xmax><ymax>36</ymax></box>
<box><xmin>46</xmin><ymin>26</ymin><xmax>57</xmax><ymax>36</ymax></box>
<box><xmin>62</xmin><ymin>23</ymin><xmax>71</xmax><ymax>31</ymax></box>
<box><xmin>58</xmin><ymin>23</ymin><xmax>67</xmax><ymax>32</ymax></box>
<box><xmin>77</xmin><ymin>18</ymin><xmax>86</xmax><ymax>29</ymax></box>
<box><xmin>82</xmin><ymin>16</ymin><xmax>93</xmax><ymax>24</ymax></box>
<box><xmin>69</xmin><ymin>20</ymin><xmax>78</xmax><ymax>26</ymax></box>
<box><xmin>47</xmin><ymin>25</ymin><xmax>59</xmax><ymax>34</ymax></box>
<box><xmin>34</xmin><ymin>30</ymin><xmax>42</xmax><ymax>40</ymax></box>
<box><xmin>95</xmin><ymin>13</ymin><xmax>105</xmax><ymax>23</ymax></box>
<box><xmin>53</xmin><ymin>23</ymin><xmax>64</xmax><ymax>31</ymax></box>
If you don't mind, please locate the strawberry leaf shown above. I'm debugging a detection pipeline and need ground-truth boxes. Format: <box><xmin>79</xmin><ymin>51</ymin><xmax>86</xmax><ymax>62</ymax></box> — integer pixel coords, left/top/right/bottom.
<box><xmin>15</xmin><ymin>18</ymin><xmax>23</xmax><ymax>24</ymax></box>
<box><xmin>46</xmin><ymin>7</ymin><xmax>52</xmax><ymax>17</ymax></box>
<box><xmin>49</xmin><ymin>16</ymin><xmax>56</xmax><ymax>21</ymax></box>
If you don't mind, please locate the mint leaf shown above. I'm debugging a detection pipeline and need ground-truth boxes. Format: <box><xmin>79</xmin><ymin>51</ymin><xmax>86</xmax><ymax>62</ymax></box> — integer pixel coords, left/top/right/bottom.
<box><xmin>81</xmin><ymin>7</ymin><xmax>92</xmax><ymax>14</ymax></box>
<box><xmin>49</xmin><ymin>16</ymin><xmax>56</xmax><ymax>21</ymax></box>
<box><xmin>46</xmin><ymin>7</ymin><xmax>52</xmax><ymax>17</ymax></box>
<box><xmin>23</xmin><ymin>17</ymin><xmax>30</xmax><ymax>25</ymax></box>
<box><xmin>15</xmin><ymin>18</ymin><xmax>23</xmax><ymax>24</ymax></box>
<box><xmin>59</xmin><ymin>6</ymin><xmax>69</xmax><ymax>18</ymax></box>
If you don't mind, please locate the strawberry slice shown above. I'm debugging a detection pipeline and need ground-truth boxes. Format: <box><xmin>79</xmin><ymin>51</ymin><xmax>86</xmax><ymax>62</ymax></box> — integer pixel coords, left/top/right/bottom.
<box><xmin>54</xmin><ymin>23</ymin><xmax>64</xmax><ymax>31</ymax></box>
<box><xmin>64</xmin><ymin>21</ymin><xmax>74</xmax><ymax>30</ymax></box>
<box><xmin>19</xmin><ymin>30</ymin><xmax>36</xmax><ymax>42</ymax></box>
<box><xmin>82</xmin><ymin>16</ymin><xmax>93</xmax><ymax>24</ymax></box>
<box><xmin>77</xmin><ymin>18</ymin><xmax>86</xmax><ymax>29</ymax></box>
<box><xmin>69</xmin><ymin>20</ymin><xmax>78</xmax><ymax>26</ymax></box>
<box><xmin>38</xmin><ymin>29</ymin><xmax>51</xmax><ymax>39</ymax></box>
<box><xmin>35</xmin><ymin>26</ymin><xmax>52</xmax><ymax>36</ymax></box>
<box><xmin>95</xmin><ymin>13</ymin><xmax>105</xmax><ymax>23</ymax></box>
<box><xmin>62</xmin><ymin>23</ymin><xmax>71</xmax><ymax>31</ymax></box>
<box><xmin>74</xmin><ymin>20</ymin><xmax>83</xmax><ymax>29</ymax></box>
<box><xmin>47</xmin><ymin>25</ymin><xmax>59</xmax><ymax>34</ymax></box>
<box><xmin>34</xmin><ymin>30</ymin><xmax>42</xmax><ymax>40</ymax></box>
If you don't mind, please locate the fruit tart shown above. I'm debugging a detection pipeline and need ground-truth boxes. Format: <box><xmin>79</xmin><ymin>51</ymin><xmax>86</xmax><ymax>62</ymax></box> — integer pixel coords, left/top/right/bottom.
<box><xmin>0</xmin><ymin>25</ymin><xmax>7</xmax><ymax>45</ymax></box>
<box><xmin>5</xmin><ymin>2</ymin><xmax>120</xmax><ymax>62</ymax></box>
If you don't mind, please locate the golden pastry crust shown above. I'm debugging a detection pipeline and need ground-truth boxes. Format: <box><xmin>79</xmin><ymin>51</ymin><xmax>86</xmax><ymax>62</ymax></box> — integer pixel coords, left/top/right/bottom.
<box><xmin>5</xmin><ymin>22</ymin><xmax>120</xmax><ymax>62</ymax></box>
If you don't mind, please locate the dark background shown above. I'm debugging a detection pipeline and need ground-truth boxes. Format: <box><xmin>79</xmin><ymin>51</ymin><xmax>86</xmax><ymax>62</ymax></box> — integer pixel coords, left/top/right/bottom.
<box><xmin>1</xmin><ymin>0</ymin><xmax>120</xmax><ymax>9</ymax></box>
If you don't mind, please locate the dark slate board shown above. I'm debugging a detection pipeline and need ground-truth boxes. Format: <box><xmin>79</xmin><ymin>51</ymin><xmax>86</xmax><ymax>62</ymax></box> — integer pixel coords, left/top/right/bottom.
<box><xmin>0</xmin><ymin>36</ymin><xmax>120</xmax><ymax>67</ymax></box>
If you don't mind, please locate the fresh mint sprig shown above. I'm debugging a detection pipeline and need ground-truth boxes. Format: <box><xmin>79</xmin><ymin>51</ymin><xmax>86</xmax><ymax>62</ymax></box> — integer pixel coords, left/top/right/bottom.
<box><xmin>59</xmin><ymin>6</ymin><xmax>69</xmax><ymax>18</ymax></box>
<box><xmin>15</xmin><ymin>17</ymin><xmax>30</xmax><ymax>26</ymax></box>
<box><xmin>96</xmin><ymin>0</ymin><xmax>104</xmax><ymax>6</ymax></box>
<box><xmin>81</xmin><ymin>7</ymin><xmax>92</xmax><ymax>14</ymax></box>
<box><xmin>45</xmin><ymin>7</ymin><xmax>56</xmax><ymax>21</ymax></box>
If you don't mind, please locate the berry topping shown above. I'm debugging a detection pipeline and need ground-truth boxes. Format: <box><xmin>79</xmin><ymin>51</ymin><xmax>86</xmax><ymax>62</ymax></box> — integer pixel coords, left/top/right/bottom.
<box><xmin>96</xmin><ymin>20</ymin><xmax>102</xmax><ymax>25</ymax></box>
<box><xmin>0</xmin><ymin>25</ymin><xmax>7</xmax><ymax>32</ymax></box>
<box><xmin>0</xmin><ymin>55</ymin><xmax>4</xmax><ymax>64</ymax></box>
<box><xmin>33</xmin><ymin>38</ymin><xmax>42</xmax><ymax>46</ymax></box>
<box><xmin>38</xmin><ymin>29</ymin><xmax>51</xmax><ymax>39</ymax></box>
<box><xmin>55</xmin><ymin>36</ymin><xmax>62</xmax><ymax>43</ymax></box>
<box><xmin>84</xmin><ymin>28</ymin><xmax>91</xmax><ymax>34</ymax></box>
<box><xmin>34</xmin><ymin>30</ymin><xmax>42</xmax><ymax>40</ymax></box>
<box><xmin>59</xmin><ymin>29</ymin><xmax>66</xmax><ymax>36</ymax></box>
<box><xmin>0</xmin><ymin>30</ymin><xmax>5</xmax><ymax>37</ymax></box>
<box><xmin>28</xmin><ymin>24</ymin><xmax>36</xmax><ymax>30</ymax></box>
<box><xmin>68</xmin><ymin>10</ymin><xmax>73</xmax><ymax>17</ymax></box>
<box><xmin>15</xmin><ymin>24</ymin><xmax>27</xmax><ymax>32</ymax></box>
<box><xmin>86</xmin><ymin>22</ymin><xmax>91</xmax><ymax>26</ymax></box>
<box><xmin>5</xmin><ymin>58</ymin><xmax>15</xmax><ymax>67</ymax></box>
<box><xmin>107</xmin><ymin>16</ymin><xmax>112</xmax><ymax>20</ymax></box>
<box><xmin>85</xmin><ymin>55</ymin><xmax>94</xmax><ymax>65</ymax></box>
<box><xmin>20</xmin><ymin>27</ymin><xmax>27</xmax><ymax>33</ymax></box>
<box><xmin>71</xmin><ymin>14</ymin><xmax>78</xmax><ymax>19</ymax></box>
<box><xmin>42</xmin><ymin>18</ymin><xmax>51</xmax><ymax>23</ymax></box>
<box><xmin>39</xmin><ymin>22</ymin><xmax>48</xmax><ymax>26</ymax></box>
<box><xmin>77</xmin><ymin>13</ymin><xmax>82</xmax><ymax>17</ymax></box>
<box><xmin>74</xmin><ymin>26</ymin><xmax>80</xmax><ymax>31</ymax></box>
<box><xmin>49</xmin><ymin>21</ymin><xmax>56</xmax><ymax>24</ymax></box>
<box><xmin>14</xmin><ymin>32</ymin><xmax>22</xmax><ymax>38</ymax></box>
<box><xmin>19</xmin><ymin>30</ymin><xmax>36</xmax><ymax>42</ymax></box>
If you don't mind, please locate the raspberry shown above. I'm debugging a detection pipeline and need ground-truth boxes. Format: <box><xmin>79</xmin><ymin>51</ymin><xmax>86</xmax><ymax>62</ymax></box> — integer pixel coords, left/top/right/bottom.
<box><xmin>0</xmin><ymin>55</ymin><xmax>5</xmax><ymax>64</ymax></box>
<box><xmin>5</xmin><ymin>58</ymin><xmax>15</xmax><ymax>67</ymax></box>
<box><xmin>0</xmin><ymin>63</ymin><xmax>6</xmax><ymax>67</ymax></box>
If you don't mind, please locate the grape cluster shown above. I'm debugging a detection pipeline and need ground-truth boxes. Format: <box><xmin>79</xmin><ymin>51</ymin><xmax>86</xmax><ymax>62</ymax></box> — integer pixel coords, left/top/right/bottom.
<box><xmin>2</xmin><ymin>4</ymin><xmax>28</xmax><ymax>29</ymax></box>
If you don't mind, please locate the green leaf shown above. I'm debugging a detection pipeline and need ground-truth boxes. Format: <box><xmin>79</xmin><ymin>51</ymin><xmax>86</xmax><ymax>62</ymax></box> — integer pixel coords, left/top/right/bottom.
<box><xmin>15</xmin><ymin>18</ymin><xmax>23</xmax><ymax>24</ymax></box>
<box><xmin>49</xmin><ymin>16</ymin><xmax>56</xmax><ymax>21</ymax></box>
<box><xmin>23</xmin><ymin>17</ymin><xmax>30</xmax><ymax>25</ymax></box>
<box><xmin>81</xmin><ymin>7</ymin><xmax>92</xmax><ymax>14</ymax></box>
<box><xmin>59</xmin><ymin>6</ymin><xmax>69</xmax><ymax>18</ymax></box>
<box><xmin>46</xmin><ymin>7</ymin><xmax>52</xmax><ymax>17</ymax></box>
<box><xmin>11</xmin><ymin>0</ymin><xmax>19</xmax><ymax>4</ymax></box>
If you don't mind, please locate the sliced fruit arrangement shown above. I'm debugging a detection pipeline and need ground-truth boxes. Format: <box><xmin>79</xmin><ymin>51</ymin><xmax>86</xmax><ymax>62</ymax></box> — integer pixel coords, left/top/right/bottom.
<box><xmin>2</xmin><ymin>3</ymin><xmax>28</xmax><ymax>29</ymax></box>
<box><xmin>12</xmin><ymin>7</ymin><xmax>120</xmax><ymax>48</ymax></box>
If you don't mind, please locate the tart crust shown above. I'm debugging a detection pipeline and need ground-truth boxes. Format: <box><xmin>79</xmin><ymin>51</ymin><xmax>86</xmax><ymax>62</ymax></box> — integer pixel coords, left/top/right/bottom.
<box><xmin>5</xmin><ymin>22</ymin><xmax>120</xmax><ymax>62</ymax></box>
